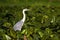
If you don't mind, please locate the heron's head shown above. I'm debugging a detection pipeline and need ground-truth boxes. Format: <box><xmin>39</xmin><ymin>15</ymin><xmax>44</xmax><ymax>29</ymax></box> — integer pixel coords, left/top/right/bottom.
<box><xmin>23</xmin><ymin>8</ymin><xmax>30</xmax><ymax>12</ymax></box>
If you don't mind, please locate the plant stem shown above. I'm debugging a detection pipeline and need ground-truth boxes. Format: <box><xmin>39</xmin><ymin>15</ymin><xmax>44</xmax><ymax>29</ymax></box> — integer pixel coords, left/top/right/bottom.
<box><xmin>24</xmin><ymin>34</ymin><xmax>27</xmax><ymax>40</ymax></box>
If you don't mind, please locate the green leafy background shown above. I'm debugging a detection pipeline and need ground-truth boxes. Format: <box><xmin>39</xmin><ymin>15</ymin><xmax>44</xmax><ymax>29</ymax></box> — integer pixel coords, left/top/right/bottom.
<box><xmin>0</xmin><ymin>0</ymin><xmax>60</xmax><ymax>40</ymax></box>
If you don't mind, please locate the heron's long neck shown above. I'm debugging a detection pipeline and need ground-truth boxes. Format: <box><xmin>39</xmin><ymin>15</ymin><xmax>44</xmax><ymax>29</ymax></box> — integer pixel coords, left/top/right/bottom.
<box><xmin>22</xmin><ymin>11</ymin><xmax>26</xmax><ymax>22</ymax></box>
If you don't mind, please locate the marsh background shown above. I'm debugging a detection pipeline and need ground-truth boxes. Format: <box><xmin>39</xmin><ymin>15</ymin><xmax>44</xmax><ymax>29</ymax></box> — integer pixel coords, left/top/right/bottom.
<box><xmin>0</xmin><ymin>0</ymin><xmax>60</xmax><ymax>40</ymax></box>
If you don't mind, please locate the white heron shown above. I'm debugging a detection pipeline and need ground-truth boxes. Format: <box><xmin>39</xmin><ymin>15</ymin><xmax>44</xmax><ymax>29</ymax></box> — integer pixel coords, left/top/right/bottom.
<box><xmin>13</xmin><ymin>8</ymin><xmax>30</xmax><ymax>31</ymax></box>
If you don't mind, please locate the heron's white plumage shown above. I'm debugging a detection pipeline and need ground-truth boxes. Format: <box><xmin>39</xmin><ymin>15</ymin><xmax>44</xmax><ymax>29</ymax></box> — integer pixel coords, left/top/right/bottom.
<box><xmin>13</xmin><ymin>20</ymin><xmax>24</xmax><ymax>31</ymax></box>
<box><xmin>13</xmin><ymin>8</ymin><xmax>29</xmax><ymax>31</ymax></box>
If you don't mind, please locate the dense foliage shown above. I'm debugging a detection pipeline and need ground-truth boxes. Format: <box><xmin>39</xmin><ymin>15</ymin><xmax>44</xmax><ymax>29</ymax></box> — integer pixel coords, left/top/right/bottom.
<box><xmin>0</xmin><ymin>0</ymin><xmax>60</xmax><ymax>40</ymax></box>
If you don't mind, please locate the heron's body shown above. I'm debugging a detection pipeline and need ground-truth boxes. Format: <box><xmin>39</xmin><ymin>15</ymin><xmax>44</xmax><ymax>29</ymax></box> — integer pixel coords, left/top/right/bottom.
<box><xmin>13</xmin><ymin>9</ymin><xmax>29</xmax><ymax>31</ymax></box>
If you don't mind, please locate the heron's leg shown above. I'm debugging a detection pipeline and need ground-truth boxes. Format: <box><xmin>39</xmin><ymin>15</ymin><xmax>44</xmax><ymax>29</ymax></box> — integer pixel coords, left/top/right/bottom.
<box><xmin>17</xmin><ymin>31</ymin><xmax>20</xmax><ymax>40</ymax></box>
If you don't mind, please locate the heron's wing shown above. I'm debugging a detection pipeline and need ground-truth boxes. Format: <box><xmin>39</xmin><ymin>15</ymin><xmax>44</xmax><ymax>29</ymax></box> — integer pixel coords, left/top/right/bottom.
<box><xmin>13</xmin><ymin>20</ymin><xmax>24</xmax><ymax>31</ymax></box>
